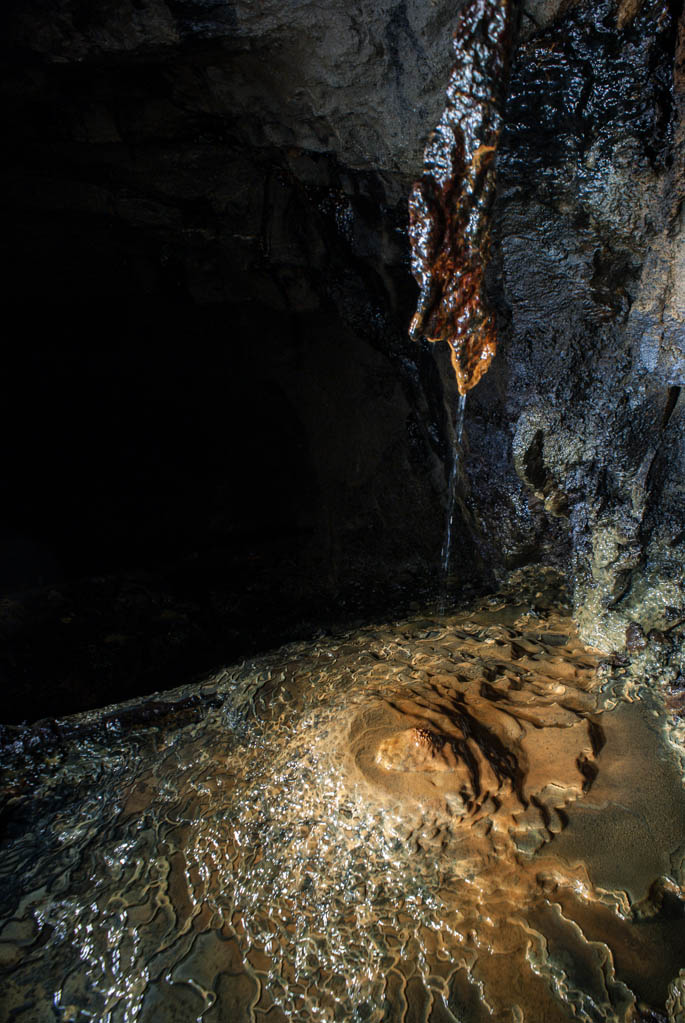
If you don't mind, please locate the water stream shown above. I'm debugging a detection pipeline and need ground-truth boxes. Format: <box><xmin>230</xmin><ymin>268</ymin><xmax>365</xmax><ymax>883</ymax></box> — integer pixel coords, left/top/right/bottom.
<box><xmin>2</xmin><ymin>573</ymin><xmax>684</xmax><ymax>1023</ymax></box>
<box><xmin>439</xmin><ymin>393</ymin><xmax>467</xmax><ymax>612</ymax></box>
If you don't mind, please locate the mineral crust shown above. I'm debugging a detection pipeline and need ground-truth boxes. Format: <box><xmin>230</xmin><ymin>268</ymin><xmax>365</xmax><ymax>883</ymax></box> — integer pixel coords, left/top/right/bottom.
<box><xmin>409</xmin><ymin>0</ymin><xmax>517</xmax><ymax>394</ymax></box>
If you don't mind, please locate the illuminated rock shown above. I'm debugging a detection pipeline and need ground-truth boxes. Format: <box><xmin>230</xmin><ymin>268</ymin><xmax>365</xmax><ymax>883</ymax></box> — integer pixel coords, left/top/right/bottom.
<box><xmin>347</xmin><ymin>631</ymin><xmax>600</xmax><ymax>838</ymax></box>
<box><xmin>3</xmin><ymin>592</ymin><xmax>685</xmax><ymax>1022</ymax></box>
<box><xmin>408</xmin><ymin>0</ymin><xmax>516</xmax><ymax>394</ymax></box>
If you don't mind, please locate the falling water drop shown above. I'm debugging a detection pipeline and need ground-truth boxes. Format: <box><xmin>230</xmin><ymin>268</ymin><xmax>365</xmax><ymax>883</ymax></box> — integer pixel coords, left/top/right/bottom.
<box><xmin>455</xmin><ymin>389</ymin><xmax>467</xmax><ymax>446</ymax></box>
<box><xmin>439</xmin><ymin>391</ymin><xmax>466</xmax><ymax>612</ymax></box>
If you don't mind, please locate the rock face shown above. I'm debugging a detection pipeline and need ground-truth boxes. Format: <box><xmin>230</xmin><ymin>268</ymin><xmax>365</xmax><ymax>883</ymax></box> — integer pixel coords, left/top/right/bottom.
<box><xmin>485</xmin><ymin>0</ymin><xmax>684</xmax><ymax>655</ymax></box>
<box><xmin>0</xmin><ymin>0</ymin><xmax>683</xmax><ymax>717</ymax></box>
<box><xmin>408</xmin><ymin>0</ymin><xmax>516</xmax><ymax>394</ymax></box>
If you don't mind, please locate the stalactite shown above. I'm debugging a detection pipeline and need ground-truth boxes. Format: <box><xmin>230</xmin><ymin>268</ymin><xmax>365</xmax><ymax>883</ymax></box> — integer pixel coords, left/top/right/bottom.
<box><xmin>408</xmin><ymin>0</ymin><xmax>517</xmax><ymax>394</ymax></box>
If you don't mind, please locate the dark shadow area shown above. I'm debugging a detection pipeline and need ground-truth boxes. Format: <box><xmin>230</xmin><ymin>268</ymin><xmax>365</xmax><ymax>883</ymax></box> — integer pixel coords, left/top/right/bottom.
<box><xmin>0</xmin><ymin>298</ymin><xmax>453</xmax><ymax>723</ymax></box>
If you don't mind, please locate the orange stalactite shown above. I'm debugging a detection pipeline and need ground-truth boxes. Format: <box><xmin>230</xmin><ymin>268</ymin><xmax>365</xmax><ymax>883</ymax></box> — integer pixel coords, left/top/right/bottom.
<box><xmin>409</xmin><ymin>0</ymin><xmax>516</xmax><ymax>395</ymax></box>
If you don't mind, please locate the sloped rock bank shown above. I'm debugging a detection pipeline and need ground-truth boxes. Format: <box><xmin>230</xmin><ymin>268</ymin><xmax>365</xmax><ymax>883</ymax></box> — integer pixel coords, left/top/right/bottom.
<box><xmin>2</xmin><ymin>582</ymin><xmax>685</xmax><ymax>1021</ymax></box>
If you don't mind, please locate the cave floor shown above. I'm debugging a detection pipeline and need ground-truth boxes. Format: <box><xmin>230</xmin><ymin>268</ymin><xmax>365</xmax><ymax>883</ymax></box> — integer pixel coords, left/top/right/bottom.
<box><xmin>1</xmin><ymin>582</ymin><xmax>684</xmax><ymax>1023</ymax></box>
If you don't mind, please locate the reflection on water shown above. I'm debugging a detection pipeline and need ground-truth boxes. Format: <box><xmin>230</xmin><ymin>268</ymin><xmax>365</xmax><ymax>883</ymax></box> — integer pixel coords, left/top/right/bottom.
<box><xmin>1</xmin><ymin>578</ymin><xmax>685</xmax><ymax>1022</ymax></box>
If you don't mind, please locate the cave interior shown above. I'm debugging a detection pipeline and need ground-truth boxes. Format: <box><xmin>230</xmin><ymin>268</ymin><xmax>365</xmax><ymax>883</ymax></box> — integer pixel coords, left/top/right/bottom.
<box><xmin>0</xmin><ymin>0</ymin><xmax>684</xmax><ymax>1018</ymax></box>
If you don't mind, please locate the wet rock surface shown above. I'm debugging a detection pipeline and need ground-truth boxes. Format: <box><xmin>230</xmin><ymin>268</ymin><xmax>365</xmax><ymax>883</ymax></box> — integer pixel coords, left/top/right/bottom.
<box><xmin>464</xmin><ymin>0</ymin><xmax>684</xmax><ymax>652</ymax></box>
<box><xmin>1</xmin><ymin>579</ymin><xmax>684</xmax><ymax>1021</ymax></box>
<box><xmin>409</xmin><ymin>0</ymin><xmax>516</xmax><ymax>393</ymax></box>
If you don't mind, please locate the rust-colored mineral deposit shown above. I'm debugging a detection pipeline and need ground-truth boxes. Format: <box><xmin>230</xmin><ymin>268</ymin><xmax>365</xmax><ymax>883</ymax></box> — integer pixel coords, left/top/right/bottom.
<box><xmin>409</xmin><ymin>0</ymin><xmax>516</xmax><ymax>394</ymax></box>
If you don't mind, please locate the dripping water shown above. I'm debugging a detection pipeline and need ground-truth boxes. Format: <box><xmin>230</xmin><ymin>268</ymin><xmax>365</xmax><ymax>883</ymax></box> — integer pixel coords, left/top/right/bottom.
<box><xmin>439</xmin><ymin>391</ymin><xmax>466</xmax><ymax>613</ymax></box>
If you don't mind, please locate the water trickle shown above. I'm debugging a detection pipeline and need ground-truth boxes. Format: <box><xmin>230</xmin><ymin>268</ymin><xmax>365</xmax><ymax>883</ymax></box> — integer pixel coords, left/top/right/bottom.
<box><xmin>439</xmin><ymin>392</ymin><xmax>467</xmax><ymax>611</ymax></box>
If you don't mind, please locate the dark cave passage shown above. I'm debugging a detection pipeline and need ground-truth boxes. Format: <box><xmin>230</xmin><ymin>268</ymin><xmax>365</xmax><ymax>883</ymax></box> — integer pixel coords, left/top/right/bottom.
<box><xmin>0</xmin><ymin>300</ymin><xmax>450</xmax><ymax>721</ymax></box>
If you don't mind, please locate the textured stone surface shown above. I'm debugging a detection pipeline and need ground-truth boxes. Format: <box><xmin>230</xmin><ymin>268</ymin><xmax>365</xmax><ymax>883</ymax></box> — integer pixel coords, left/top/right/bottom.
<box><xmin>2</xmin><ymin>0</ymin><xmax>463</xmax><ymax>174</ymax></box>
<box><xmin>4</xmin><ymin>585</ymin><xmax>685</xmax><ymax>1022</ymax></box>
<box><xmin>462</xmin><ymin>0</ymin><xmax>684</xmax><ymax>652</ymax></box>
<box><xmin>499</xmin><ymin>0</ymin><xmax>684</xmax><ymax>651</ymax></box>
<box><xmin>408</xmin><ymin>0</ymin><xmax>517</xmax><ymax>395</ymax></box>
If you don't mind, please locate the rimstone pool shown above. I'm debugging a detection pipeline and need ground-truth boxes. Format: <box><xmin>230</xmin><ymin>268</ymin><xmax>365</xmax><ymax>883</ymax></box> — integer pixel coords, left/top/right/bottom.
<box><xmin>1</xmin><ymin>573</ymin><xmax>684</xmax><ymax>1023</ymax></box>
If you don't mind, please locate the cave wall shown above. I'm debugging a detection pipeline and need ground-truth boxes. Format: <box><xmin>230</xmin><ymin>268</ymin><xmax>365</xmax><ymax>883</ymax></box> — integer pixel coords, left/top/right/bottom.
<box><xmin>0</xmin><ymin>0</ymin><xmax>683</xmax><ymax>695</ymax></box>
<box><xmin>473</xmin><ymin>0</ymin><xmax>684</xmax><ymax>655</ymax></box>
<box><xmin>0</xmin><ymin>0</ymin><xmax>461</xmax><ymax>611</ymax></box>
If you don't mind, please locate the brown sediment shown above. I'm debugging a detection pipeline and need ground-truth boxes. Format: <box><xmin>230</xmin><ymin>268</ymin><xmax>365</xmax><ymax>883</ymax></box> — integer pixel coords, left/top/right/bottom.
<box><xmin>347</xmin><ymin>657</ymin><xmax>598</xmax><ymax>834</ymax></box>
<box><xmin>1</xmin><ymin>590</ymin><xmax>684</xmax><ymax>1022</ymax></box>
<box><xmin>408</xmin><ymin>0</ymin><xmax>516</xmax><ymax>394</ymax></box>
